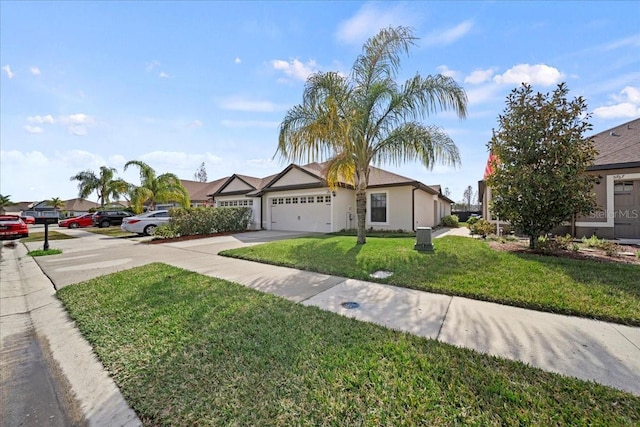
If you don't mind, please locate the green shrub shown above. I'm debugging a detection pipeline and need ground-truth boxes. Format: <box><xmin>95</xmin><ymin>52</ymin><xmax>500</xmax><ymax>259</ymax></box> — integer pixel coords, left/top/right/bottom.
<box><xmin>469</xmin><ymin>219</ymin><xmax>494</xmax><ymax>236</ymax></box>
<box><xmin>154</xmin><ymin>207</ymin><xmax>252</xmax><ymax>239</ymax></box>
<box><xmin>467</xmin><ymin>216</ymin><xmax>480</xmax><ymax>226</ymax></box>
<box><xmin>441</xmin><ymin>215</ymin><xmax>459</xmax><ymax>228</ymax></box>
<box><xmin>581</xmin><ymin>235</ymin><xmax>608</xmax><ymax>249</ymax></box>
<box><xmin>555</xmin><ymin>234</ymin><xmax>574</xmax><ymax>250</ymax></box>
<box><xmin>536</xmin><ymin>236</ymin><xmax>561</xmax><ymax>254</ymax></box>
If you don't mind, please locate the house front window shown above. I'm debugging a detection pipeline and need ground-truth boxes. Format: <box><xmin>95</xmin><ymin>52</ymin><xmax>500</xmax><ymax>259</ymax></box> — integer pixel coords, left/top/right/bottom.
<box><xmin>370</xmin><ymin>193</ymin><xmax>387</xmax><ymax>223</ymax></box>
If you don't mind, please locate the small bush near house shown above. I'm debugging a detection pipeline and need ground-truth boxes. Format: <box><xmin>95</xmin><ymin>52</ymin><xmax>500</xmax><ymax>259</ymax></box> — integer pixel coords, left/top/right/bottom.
<box><xmin>154</xmin><ymin>207</ymin><xmax>252</xmax><ymax>238</ymax></box>
<box><xmin>467</xmin><ymin>216</ymin><xmax>480</xmax><ymax>226</ymax></box>
<box><xmin>470</xmin><ymin>219</ymin><xmax>494</xmax><ymax>236</ymax></box>
<box><xmin>441</xmin><ymin>214</ymin><xmax>459</xmax><ymax>228</ymax></box>
<box><xmin>555</xmin><ymin>234</ymin><xmax>574</xmax><ymax>250</ymax></box>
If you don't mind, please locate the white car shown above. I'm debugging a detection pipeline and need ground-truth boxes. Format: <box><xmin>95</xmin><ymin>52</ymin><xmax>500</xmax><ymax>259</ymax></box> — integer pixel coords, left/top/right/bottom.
<box><xmin>121</xmin><ymin>210</ymin><xmax>171</xmax><ymax>236</ymax></box>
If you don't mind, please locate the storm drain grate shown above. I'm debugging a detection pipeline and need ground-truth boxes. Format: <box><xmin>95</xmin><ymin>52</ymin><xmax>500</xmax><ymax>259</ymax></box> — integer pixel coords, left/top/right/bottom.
<box><xmin>341</xmin><ymin>301</ymin><xmax>360</xmax><ymax>309</ymax></box>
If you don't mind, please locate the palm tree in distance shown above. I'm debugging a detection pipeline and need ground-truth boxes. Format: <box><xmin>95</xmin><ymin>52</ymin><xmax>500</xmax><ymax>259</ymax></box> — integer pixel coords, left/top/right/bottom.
<box><xmin>124</xmin><ymin>160</ymin><xmax>190</xmax><ymax>213</ymax></box>
<box><xmin>48</xmin><ymin>197</ymin><xmax>65</xmax><ymax>216</ymax></box>
<box><xmin>70</xmin><ymin>166</ymin><xmax>125</xmax><ymax>208</ymax></box>
<box><xmin>0</xmin><ymin>194</ymin><xmax>14</xmax><ymax>214</ymax></box>
<box><xmin>277</xmin><ymin>26</ymin><xmax>467</xmax><ymax>244</ymax></box>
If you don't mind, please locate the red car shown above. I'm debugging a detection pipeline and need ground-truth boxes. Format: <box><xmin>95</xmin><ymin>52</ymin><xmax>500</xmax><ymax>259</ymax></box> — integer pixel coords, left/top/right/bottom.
<box><xmin>58</xmin><ymin>213</ymin><xmax>94</xmax><ymax>229</ymax></box>
<box><xmin>0</xmin><ymin>215</ymin><xmax>29</xmax><ymax>240</ymax></box>
<box><xmin>20</xmin><ymin>215</ymin><xmax>35</xmax><ymax>224</ymax></box>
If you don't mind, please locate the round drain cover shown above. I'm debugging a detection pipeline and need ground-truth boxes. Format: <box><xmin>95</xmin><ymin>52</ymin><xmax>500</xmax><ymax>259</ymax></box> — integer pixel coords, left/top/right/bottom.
<box><xmin>341</xmin><ymin>301</ymin><xmax>360</xmax><ymax>309</ymax></box>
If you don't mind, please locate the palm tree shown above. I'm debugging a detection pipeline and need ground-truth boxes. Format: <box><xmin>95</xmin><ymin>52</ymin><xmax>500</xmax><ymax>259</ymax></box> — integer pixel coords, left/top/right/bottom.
<box><xmin>277</xmin><ymin>26</ymin><xmax>467</xmax><ymax>244</ymax></box>
<box><xmin>48</xmin><ymin>197</ymin><xmax>65</xmax><ymax>214</ymax></box>
<box><xmin>0</xmin><ymin>194</ymin><xmax>14</xmax><ymax>214</ymax></box>
<box><xmin>70</xmin><ymin>166</ymin><xmax>125</xmax><ymax>208</ymax></box>
<box><xmin>124</xmin><ymin>160</ymin><xmax>190</xmax><ymax>213</ymax></box>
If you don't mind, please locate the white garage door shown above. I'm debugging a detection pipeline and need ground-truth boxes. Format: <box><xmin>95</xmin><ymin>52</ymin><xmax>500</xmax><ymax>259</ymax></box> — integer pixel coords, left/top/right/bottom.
<box><xmin>270</xmin><ymin>195</ymin><xmax>331</xmax><ymax>232</ymax></box>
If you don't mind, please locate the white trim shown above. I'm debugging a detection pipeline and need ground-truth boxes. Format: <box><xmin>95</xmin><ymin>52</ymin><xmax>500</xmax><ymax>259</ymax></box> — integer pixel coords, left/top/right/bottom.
<box><xmin>576</xmin><ymin>172</ymin><xmax>640</xmax><ymax>228</ymax></box>
<box><xmin>367</xmin><ymin>190</ymin><xmax>390</xmax><ymax>226</ymax></box>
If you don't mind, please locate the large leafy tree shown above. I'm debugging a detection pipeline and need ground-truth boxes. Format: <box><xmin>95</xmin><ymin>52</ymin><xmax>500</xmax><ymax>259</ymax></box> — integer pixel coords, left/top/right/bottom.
<box><xmin>70</xmin><ymin>166</ymin><xmax>125</xmax><ymax>208</ymax></box>
<box><xmin>124</xmin><ymin>160</ymin><xmax>190</xmax><ymax>213</ymax></box>
<box><xmin>277</xmin><ymin>26</ymin><xmax>467</xmax><ymax>244</ymax></box>
<box><xmin>487</xmin><ymin>83</ymin><xmax>597</xmax><ymax>249</ymax></box>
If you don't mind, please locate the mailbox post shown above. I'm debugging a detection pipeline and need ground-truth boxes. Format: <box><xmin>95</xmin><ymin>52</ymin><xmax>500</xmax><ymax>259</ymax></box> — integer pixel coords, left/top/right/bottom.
<box><xmin>42</xmin><ymin>217</ymin><xmax>58</xmax><ymax>250</ymax></box>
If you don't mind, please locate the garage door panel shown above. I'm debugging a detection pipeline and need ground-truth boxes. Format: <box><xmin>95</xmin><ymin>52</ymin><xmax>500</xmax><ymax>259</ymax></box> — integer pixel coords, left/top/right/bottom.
<box><xmin>271</xmin><ymin>196</ymin><xmax>331</xmax><ymax>232</ymax></box>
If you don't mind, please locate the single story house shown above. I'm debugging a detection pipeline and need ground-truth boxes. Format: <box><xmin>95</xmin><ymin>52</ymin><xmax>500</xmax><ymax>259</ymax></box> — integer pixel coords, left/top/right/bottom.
<box><xmin>479</xmin><ymin>117</ymin><xmax>640</xmax><ymax>239</ymax></box>
<box><xmin>210</xmin><ymin>162</ymin><xmax>453</xmax><ymax>233</ymax></box>
<box><xmin>22</xmin><ymin>198</ymin><xmax>100</xmax><ymax>219</ymax></box>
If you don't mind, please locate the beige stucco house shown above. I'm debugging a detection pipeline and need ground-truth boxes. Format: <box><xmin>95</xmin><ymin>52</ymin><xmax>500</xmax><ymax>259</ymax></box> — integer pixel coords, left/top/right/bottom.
<box><xmin>210</xmin><ymin>162</ymin><xmax>452</xmax><ymax>233</ymax></box>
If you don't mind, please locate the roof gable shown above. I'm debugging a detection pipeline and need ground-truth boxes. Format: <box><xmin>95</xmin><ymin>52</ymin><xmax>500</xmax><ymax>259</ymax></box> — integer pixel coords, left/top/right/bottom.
<box><xmin>269</xmin><ymin>165</ymin><xmax>323</xmax><ymax>188</ymax></box>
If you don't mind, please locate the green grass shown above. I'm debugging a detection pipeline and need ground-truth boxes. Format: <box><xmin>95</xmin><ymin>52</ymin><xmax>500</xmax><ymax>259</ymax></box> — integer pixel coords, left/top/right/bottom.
<box><xmin>221</xmin><ymin>236</ymin><xmax>640</xmax><ymax>325</ymax></box>
<box><xmin>21</xmin><ymin>230</ymin><xmax>75</xmax><ymax>242</ymax></box>
<box><xmin>28</xmin><ymin>248</ymin><xmax>62</xmax><ymax>256</ymax></box>
<box><xmin>84</xmin><ymin>227</ymin><xmax>138</xmax><ymax>238</ymax></box>
<box><xmin>57</xmin><ymin>263</ymin><xmax>639</xmax><ymax>426</ymax></box>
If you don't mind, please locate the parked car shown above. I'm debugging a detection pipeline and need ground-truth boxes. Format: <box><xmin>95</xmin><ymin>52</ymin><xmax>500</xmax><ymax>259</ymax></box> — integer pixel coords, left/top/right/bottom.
<box><xmin>20</xmin><ymin>215</ymin><xmax>35</xmax><ymax>224</ymax></box>
<box><xmin>92</xmin><ymin>210</ymin><xmax>133</xmax><ymax>228</ymax></box>
<box><xmin>121</xmin><ymin>210</ymin><xmax>170</xmax><ymax>236</ymax></box>
<box><xmin>0</xmin><ymin>215</ymin><xmax>29</xmax><ymax>240</ymax></box>
<box><xmin>59</xmin><ymin>213</ymin><xmax>94</xmax><ymax>229</ymax></box>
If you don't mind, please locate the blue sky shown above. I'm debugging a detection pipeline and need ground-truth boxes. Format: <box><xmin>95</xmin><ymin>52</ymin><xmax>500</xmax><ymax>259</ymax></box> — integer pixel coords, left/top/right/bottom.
<box><xmin>1</xmin><ymin>1</ymin><xmax>639</xmax><ymax>204</ymax></box>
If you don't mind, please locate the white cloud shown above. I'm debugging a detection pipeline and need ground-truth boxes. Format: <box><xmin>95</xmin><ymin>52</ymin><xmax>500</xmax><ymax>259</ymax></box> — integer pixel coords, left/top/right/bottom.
<box><xmin>234</xmin><ymin>57</ymin><xmax>242</xmax><ymax>64</ymax></box>
<box><xmin>24</xmin><ymin>125</ymin><xmax>44</xmax><ymax>134</ymax></box>
<box><xmin>60</xmin><ymin>113</ymin><xmax>94</xmax><ymax>136</ymax></box>
<box><xmin>2</xmin><ymin>64</ymin><xmax>14</xmax><ymax>79</ymax></box>
<box><xmin>219</xmin><ymin>96</ymin><xmax>285</xmax><ymax>112</ymax></box>
<box><xmin>146</xmin><ymin>60</ymin><xmax>160</xmax><ymax>72</ymax></box>
<box><xmin>159</xmin><ymin>71</ymin><xmax>169</xmax><ymax>78</ymax></box>
<box><xmin>436</xmin><ymin>65</ymin><xmax>459</xmax><ymax>79</ymax></box>
<box><xmin>603</xmin><ymin>34</ymin><xmax>640</xmax><ymax>51</ymax></box>
<box><xmin>190</xmin><ymin>120</ymin><xmax>203</xmax><ymax>127</ymax></box>
<box><xmin>464</xmin><ymin>68</ymin><xmax>496</xmax><ymax>85</ymax></box>
<box><xmin>593</xmin><ymin>86</ymin><xmax>640</xmax><ymax>119</ymax></box>
<box><xmin>335</xmin><ymin>3</ymin><xmax>417</xmax><ymax>45</ymax></box>
<box><xmin>271</xmin><ymin>58</ymin><xmax>318</xmax><ymax>82</ymax></box>
<box><xmin>27</xmin><ymin>114</ymin><xmax>55</xmax><ymax>124</ymax></box>
<box><xmin>423</xmin><ymin>20</ymin><xmax>473</xmax><ymax>46</ymax></box>
<box><xmin>221</xmin><ymin>120</ymin><xmax>280</xmax><ymax>128</ymax></box>
<box><xmin>466</xmin><ymin>85</ymin><xmax>501</xmax><ymax>105</ymax></box>
<box><xmin>30</xmin><ymin>66</ymin><xmax>41</xmax><ymax>76</ymax></box>
<box><xmin>493</xmin><ymin>64</ymin><xmax>565</xmax><ymax>86</ymax></box>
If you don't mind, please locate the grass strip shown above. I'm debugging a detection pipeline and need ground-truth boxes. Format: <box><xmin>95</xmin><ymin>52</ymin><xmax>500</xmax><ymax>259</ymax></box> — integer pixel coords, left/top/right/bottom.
<box><xmin>57</xmin><ymin>263</ymin><xmax>639</xmax><ymax>426</ymax></box>
<box><xmin>221</xmin><ymin>235</ymin><xmax>640</xmax><ymax>325</ymax></box>
<box><xmin>21</xmin><ymin>230</ymin><xmax>75</xmax><ymax>242</ymax></box>
<box><xmin>28</xmin><ymin>248</ymin><xmax>62</xmax><ymax>256</ymax></box>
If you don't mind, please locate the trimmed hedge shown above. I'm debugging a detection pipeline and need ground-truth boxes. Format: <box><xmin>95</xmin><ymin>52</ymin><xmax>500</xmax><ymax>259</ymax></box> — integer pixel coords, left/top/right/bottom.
<box><xmin>154</xmin><ymin>207</ymin><xmax>252</xmax><ymax>238</ymax></box>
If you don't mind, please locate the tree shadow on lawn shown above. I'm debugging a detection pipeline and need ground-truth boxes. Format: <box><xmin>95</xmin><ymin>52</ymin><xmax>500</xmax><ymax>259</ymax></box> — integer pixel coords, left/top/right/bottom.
<box><xmin>510</xmin><ymin>251</ymin><xmax>640</xmax><ymax>300</ymax></box>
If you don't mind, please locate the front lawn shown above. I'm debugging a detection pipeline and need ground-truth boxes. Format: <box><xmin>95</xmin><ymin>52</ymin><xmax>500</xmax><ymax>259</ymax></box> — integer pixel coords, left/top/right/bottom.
<box><xmin>221</xmin><ymin>236</ymin><xmax>640</xmax><ymax>325</ymax></box>
<box><xmin>57</xmin><ymin>263</ymin><xmax>639</xmax><ymax>426</ymax></box>
<box><xmin>21</xmin><ymin>230</ymin><xmax>75</xmax><ymax>242</ymax></box>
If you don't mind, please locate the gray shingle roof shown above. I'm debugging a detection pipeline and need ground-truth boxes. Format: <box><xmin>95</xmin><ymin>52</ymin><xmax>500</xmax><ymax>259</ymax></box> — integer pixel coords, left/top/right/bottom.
<box><xmin>591</xmin><ymin>117</ymin><xmax>640</xmax><ymax>167</ymax></box>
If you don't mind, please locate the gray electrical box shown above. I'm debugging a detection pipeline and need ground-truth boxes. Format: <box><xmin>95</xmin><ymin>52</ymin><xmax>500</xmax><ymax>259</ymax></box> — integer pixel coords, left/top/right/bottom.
<box><xmin>414</xmin><ymin>227</ymin><xmax>434</xmax><ymax>252</ymax></box>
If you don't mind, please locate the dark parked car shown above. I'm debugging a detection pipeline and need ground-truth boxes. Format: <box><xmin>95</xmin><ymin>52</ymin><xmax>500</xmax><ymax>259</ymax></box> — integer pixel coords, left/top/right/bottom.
<box><xmin>92</xmin><ymin>210</ymin><xmax>133</xmax><ymax>228</ymax></box>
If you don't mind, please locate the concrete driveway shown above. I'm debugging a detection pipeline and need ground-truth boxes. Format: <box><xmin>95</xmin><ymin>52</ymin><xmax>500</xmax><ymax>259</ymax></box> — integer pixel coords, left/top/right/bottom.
<box><xmin>26</xmin><ymin>229</ymin><xmax>313</xmax><ymax>288</ymax></box>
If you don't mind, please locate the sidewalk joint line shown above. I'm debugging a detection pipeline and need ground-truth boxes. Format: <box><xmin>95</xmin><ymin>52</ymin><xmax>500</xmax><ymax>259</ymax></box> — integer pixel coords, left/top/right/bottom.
<box><xmin>436</xmin><ymin>296</ymin><xmax>454</xmax><ymax>341</ymax></box>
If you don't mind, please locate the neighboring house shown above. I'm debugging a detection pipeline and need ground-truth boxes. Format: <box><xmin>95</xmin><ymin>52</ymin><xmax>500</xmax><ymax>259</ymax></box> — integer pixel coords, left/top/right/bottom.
<box><xmin>211</xmin><ymin>162</ymin><xmax>453</xmax><ymax>233</ymax></box>
<box><xmin>179</xmin><ymin>177</ymin><xmax>229</xmax><ymax>208</ymax></box>
<box><xmin>479</xmin><ymin>117</ymin><xmax>640</xmax><ymax>239</ymax></box>
<box><xmin>3</xmin><ymin>201</ymin><xmax>34</xmax><ymax>215</ymax></box>
<box><xmin>63</xmin><ymin>198</ymin><xmax>100</xmax><ymax>216</ymax></box>
<box><xmin>574</xmin><ymin>118</ymin><xmax>640</xmax><ymax>239</ymax></box>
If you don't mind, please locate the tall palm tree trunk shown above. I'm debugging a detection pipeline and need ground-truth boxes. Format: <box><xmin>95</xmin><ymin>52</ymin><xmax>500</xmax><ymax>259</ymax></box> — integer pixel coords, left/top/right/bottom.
<box><xmin>355</xmin><ymin>169</ymin><xmax>368</xmax><ymax>244</ymax></box>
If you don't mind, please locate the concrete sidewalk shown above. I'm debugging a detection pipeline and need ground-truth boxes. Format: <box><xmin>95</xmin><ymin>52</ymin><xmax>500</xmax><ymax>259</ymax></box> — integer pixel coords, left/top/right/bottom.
<box><xmin>2</xmin><ymin>227</ymin><xmax>639</xmax><ymax>425</ymax></box>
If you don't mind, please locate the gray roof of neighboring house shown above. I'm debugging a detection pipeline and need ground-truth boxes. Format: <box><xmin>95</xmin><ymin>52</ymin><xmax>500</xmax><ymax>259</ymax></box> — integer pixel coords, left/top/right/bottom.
<box><xmin>64</xmin><ymin>198</ymin><xmax>99</xmax><ymax>211</ymax></box>
<box><xmin>590</xmin><ymin>117</ymin><xmax>640</xmax><ymax>169</ymax></box>
<box><xmin>181</xmin><ymin>177</ymin><xmax>229</xmax><ymax>201</ymax></box>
